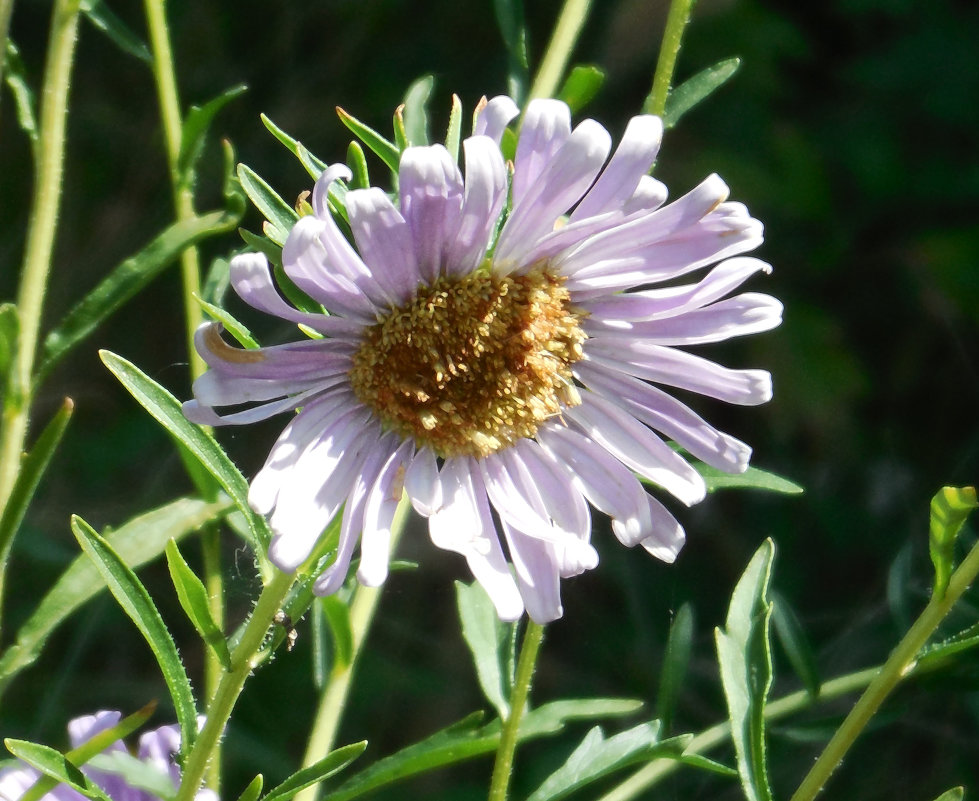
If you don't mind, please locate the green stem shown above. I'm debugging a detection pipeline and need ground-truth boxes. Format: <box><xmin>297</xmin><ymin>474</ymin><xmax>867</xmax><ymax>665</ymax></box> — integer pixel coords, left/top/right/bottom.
<box><xmin>488</xmin><ymin>620</ymin><xmax>546</xmax><ymax>801</ymax></box>
<box><xmin>295</xmin><ymin>497</ymin><xmax>412</xmax><ymax>801</ymax></box>
<box><xmin>0</xmin><ymin>0</ymin><xmax>80</xmax><ymax>634</ymax></box>
<box><xmin>789</xmin><ymin>537</ymin><xmax>979</xmax><ymax>801</ymax></box>
<box><xmin>597</xmin><ymin>667</ymin><xmax>880</xmax><ymax>801</ymax></box>
<box><xmin>645</xmin><ymin>0</ymin><xmax>696</xmax><ymax>117</ymax></box>
<box><xmin>174</xmin><ymin>569</ymin><xmax>295</xmax><ymax>801</ymax></box>
<box><xmin>527</xmin><ymin>0</ymin><xmax>592</xmax><ymax>102</ymax></box>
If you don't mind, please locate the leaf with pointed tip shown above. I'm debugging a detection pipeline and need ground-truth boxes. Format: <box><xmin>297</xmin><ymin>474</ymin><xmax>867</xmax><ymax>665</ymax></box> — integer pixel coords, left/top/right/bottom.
<box><xmin>320</xmin><ymin>595</ymin><xmax>354</xmax><ymax>669</ymax></box>
<box><xmin>557</xmin><ymin>65</ymin><xmax>605</xmax><ymax>113</ymax></box>
<box><xmin>177</xmin><ymin>85</ymin><xmax>248</xmax><ymax>189</ymax></box>
<box><xmin>656</xmin><ymin>602</ymin><xmax>693</xmax><ymax>733</ymax></box>
<box><xmin>931</xmin><ymin>787</ymin><xmax>965</xmax><ymax>801</ymax></box>
<box><xmin>195</xmin><ymin>295</ymin><xmax>259</xmax><ymax>349</ymax></box>
<box><xmin>336</xmin><ymin>108</ymin><xmax>400</xmax><ymax>175</ymax></box>
<box><xmin>527</xmin><ymin>723</ymin><xmax>689</xmax><ymax>801</ymax></box>
<box><xmin>79</xmin><ymin>0</ymin><xmax>151</xmax><ymax>63</ymax></box>
<box><xmin>261</xmin><ymin>114</ymin><xmax>327</xmax><ymax>179</ymax></box>
<box><xmin>71</xmin><ymin>516</ymin><xmax>198</xmax><ymax>755</ymax></box>
<box><xmin>237</xmin><ymin>164</ymin><xmax>298</xmax><ymax>244</ymax></box>
<box><xmin>715</xmin><ymin>539</ymin><xmax>775</xmax><ymax>801</ymax></box>
<box><xmin>455</xmin><ymin>580</ymin><xmax>513</xmax><ymax>720</ymax></box>
<box><xmin>929</xmin><ymin>486</ymin><xmax>978</xmax><ymax>599</ymax></box>
<box><xmin>346</xmin><ymin>141</ymin><xmax>370</xmax><ymax>190</ymax></box>
<box><xmin>0</xmin><ymin>497</ymin><xmax>229</xmax><ymax>696</ymax></box>
<box><xmin>39</xmin><ymin>211</ymin><xmax>241</xmax><ymax>380</ymax></box>
<box><xmin>236</xmin><ymin>775</ymin><xmax>263</xmax><ymax>801</ymax></box>
<box><xmin>100</xmin><ymin>350</ymin><xmax>270</xmax><ymax>555</ymax></box>
<box><xmin>166</xmin><ymin>539</ymin><xmax>232</xmax><ymax>670</ymax></box>
<box><xmin>444</xmin><ymin>95</ymin><xmax>463</xmax><ymax>163</ymax></box>
<box><xmin>661</xmin><ymin>57</ymin><xmax>741</xmax><ymax>128</ymax></box>
<box><xmin>771</xmin><ymin>590</ymin><xmax>820</xmax><ymax>699</ymax></box>
<box><xmin>917</xmin><ymin>621</ymin><xmax>979</xmax><ymax>670</ymax></box>
<box><xmin>402</xmin><ymin>75</ymin><xmax>434</xmax><ymax>146</ymax></box>
<box><xmin>693</xmin><ymin>462</ymin><xmax>803</xmax><ymax>495</ymax></box>
<box><xmin>262</xmin><ymin>742</ymin><xmax>367</xmax><ymax>801</ymax></box>
<box><xmin>4</xmin><ymin>740</ymin><xmax>112</xmax><ymax>801</ymax></box>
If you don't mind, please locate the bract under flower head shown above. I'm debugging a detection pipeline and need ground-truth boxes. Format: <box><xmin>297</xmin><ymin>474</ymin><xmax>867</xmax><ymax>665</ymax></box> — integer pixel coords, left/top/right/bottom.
<box><xmin>184</xmin><ymin>95</ymin><xmax>782</xmax><ymax>623</ymax></box>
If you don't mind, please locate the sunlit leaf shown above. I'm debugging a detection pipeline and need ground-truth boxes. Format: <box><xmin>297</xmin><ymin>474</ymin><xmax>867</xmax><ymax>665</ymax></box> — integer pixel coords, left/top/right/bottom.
<box><xmin>346</xmin><ymin>141</ymin><xmax>370</xmax><ymax>190</ymax></box>
<box><xmin>177</xmin><ymin>84</ymin><xmax>248</xmax><ymax>189</ymax></box>
<box><xmin>931</xmin><ymin>787</ymin><xmax>965</xmax><ymax>801</ymax></box>
<box><xmin>455</xmin><ymin>580</ymin><xmax>513</xmax><ymax>720</ymax></box>
<box><xmin>661</xmin><ymin>57</ymin><xmax>741</xmax><ymax>128</ymax></box>
<box><xmin>693</xmin><ymin>462</ymin><xmax>803</xmax><ymax>495</ymax></box>
<box><xmin>237</xmin><ymin>164</ymin><xmax>298</xmax><ymax>244</ymax></box>
<box><xmin>4</xmin><ymin>740</ymin><xmax>111</xmax><ymax>801</ymax></box>
<box><xmin>444</xmin><ymin>94</ymin><xmax>463</xmax><ymax>163</ymax></box>
<box><xmin>715</xmin><ymin>539</ymin><xmax>775</xmax><ymax>801</ymax></box>
<box><xmin>403</xmin><ymin>75</ymin><xmax>434</xmax><ymax>146</ymax></box>
<box><xmin>262</xmin><ymin>742</ymin><xmax>367</xmax><ymax>801</ymax></box>
<box><xmin>261</xmin><ymin>114</ymin><xmax>328</xmax><ymax>180</ymax></box>
<box><xmin>320</xmin><ymin>595</ymin><xmax>354</xmax><ymax>669</ymax></box>
<box><xmin>656</xmin><ymin>602</ymin><xmax>693</xmax><ymax>733</ymax></box>
<box><xmin>336</xmin><ymin>108</ymin><xmax>400</xmax><ymax>175</ymax></box>
<box><xmin>929</xmin><ymin>486</ymin><xmax>978</xmax><ymax>599</ymax></box>
<box><xmin>71</xmin><ymin>516</ymin><xmax>198</xmax><ymax>755</ymax></box>
<box><xmin>557</xmin><ymin>65</ymin><xmax>605</xmax><ymax>112</ymax></box>
<box><xmin>195</xmin><ymin>295</ymin><xmax>259</xmax><ymax>349</ymax></box>
<box><xmin>166</xmin><ymin>539</ymin><xmax>231</xmax><ymax>670</ymax></box>
<box><xmin>235</xmin><ymin>775</ymin><xmax>263</xmax><ymax>801</ymax></box>
<box><xmin>917</xmin><ymin>621</ymin><xmax>979</xmax><ymax>670</ymax></box>
<box><xmin>39</xmin><ymin>211</ymin><xmax>240</xmax><ymax>380</ymax></box>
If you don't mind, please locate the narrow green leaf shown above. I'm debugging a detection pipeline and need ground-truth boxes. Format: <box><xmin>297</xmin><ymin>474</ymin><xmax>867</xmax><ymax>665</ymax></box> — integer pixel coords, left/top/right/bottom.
<box><xmin>336</xmin><ymin>108</ymin><xmax>400</xmax><ymax>175</ymax></box>
<box><xmin>87</xmin><ymin>752</ymin><xmax>176</xmax><ymax>801</ymax></box>
<box><xmin>676</xmin><ymin>752</ymin><xmax>739</xmax><ymax>777</ymax></box>
<box><xmin>929</xmin><ymin>486</ymin><xmax>978</xmax><ymax>599</ymax></box>
<box><xmin>346</xmin><ymin>141</ymin><xmax>370</xmax><ymax>190</ymax></box>
<box><xmin>931</xmin><ymin>787</ymin><xmax>965</xmax><ymax>801</ymax></box>
<box><xmin>444</xmin><ymin>94</ymin><xmax>463</xmax><ymax>163</ymax></box>
<box><xmin>655</xmin><ymin>602</ymin><xmax>693</xmax><ymax>733</ymax></box>
<box><xmin>0</xmin><ymin>399</ymin><xmax>73</xmax><ymax>568</ymax></box>
<box><xmin>4</xmin><ymin>740</ymin><xmax>112</xmax><ymax>801</ymax></box>
<box><xmin>262</xmin><ymin>742</ymin><xmax>367</xmax><ymax>801</ymax></box>
<box><xmin>238</xmin><ymin>228</ymin><xmax>283</xmax><ymax>267</ymax></box>
<box><xmin>71</xmin><ymin>516</ymin><xmax>198</xmax><ymax>754</ymax></box>
<box><xmin>39</xmin><ymin>211</ymin><xmax>240</xmax><ymax>379</ymax></box>
<box><xmin>492</xmin><ymin>0</ymin><xmax>529</xmax><ymax>102</ymax></box>
<box><xmin>177</xmin><ymin>84</ymin><xmax>248</xmax><ymax>188</ymax></box>
<box><xmin>272</xmin><ymin>261</ymin><xmax>325</xmax><ymax>316</ymax></box>
<box><xmin>662</xmin><ymin>57</ymin><xmax>741</xmax><ymax>129</ymax></box>
<box><xmin>320</xmin><ymin>595</ymin><xmax>353</xmax><ymax>668</ymax></box>
<box><xmin>327</xmin><ymin>699</ymin><xmax>642</xmax><ymax>801</ymax></box>
<box><xmin>527</xmin><ymin>723</ymin><xmax>688</xmax><ymax>801</ymax></box>
<box><xmin>402</xmin><ymin>75</ymin><xmax>434</xmax><ymax>146</ymax></box>
<box><xmin>557</xmin><ymin>65</ymin><xmax>605</xmax><ymax>113</ymax></box>
<box><xmin>236</xmin><ymin>775</ymin><xmax>263</xmax><ymax>801</ymax></box>
<box><xmin>455</xmin><ymin>580</ymin><xmax>512</xmax><ymax>720</ymax></box>
<box><xmin>100</xmin><ymin>350</ymin><xmax>270</xmax><ymax>554</ymax></box>
<box><xmin>165</xmin><ymin>539</ymin><xmax>232</xmax><ymax>670</ymax></box>
<box><xmin>195</xmin><ymin>295</ymin><xmax>259</xmax><ymax>349</ymax></box>
<box><xmin>715</xmin><ymin>539</ymin><xmax>776</xmax><ymax>801</ymax></box>
<box><xmin>917</xmin><ymin>621</ymin><xmax>979</xmax><ymax>670</ymax></box>
<box><xmin>236</xmin><ymin>164</ymin><xmax>298</xmax><ymax>244</ymax></box>
<box><xmin>18</xmin><ymin>703</ymin><xmax>157</xmax><ymax>801</ymax></box>
<box><xmin>693</xmin><ymin>462</ymin><xmax>804</xmax><ymax>495</ymax></box>
<box><xmin>392</xmin><ymin>106</ymin><xmax>408</xmax><ymax>153</ymax></box>
<box><xmin>771</xmin><ymin>590</ymin><xmax>820</xmax><ymax>699</ymax></box>
<box><xmin>3</xmin><ymin>40</ymin><xmax>38</xmax><ymax>146</ymax></box>
<box><xmin>886</xmin><ymin>540</ymin><xmax>915</xmax><ymax>631</ymax></box>
<box><xmin>79</xmin><ymin>0</ymin><xmax>151</xmax><ymax>63</ymax></box>
<box><xmin>261</xmin><ymin>113</ymin><xmax>328</xmax><ymax>180</ymax></box>
<box><xmin>0</xmin><ymin>498</ymin><xmax>229</xmax><ymax>696</ymax></box>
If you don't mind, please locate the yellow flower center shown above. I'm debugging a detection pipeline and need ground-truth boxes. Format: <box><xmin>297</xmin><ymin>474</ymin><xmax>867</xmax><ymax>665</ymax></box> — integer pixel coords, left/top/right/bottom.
<box><xmin>349</xmin><ymin>267</ymin><xmax>586</xmax><ymax>459</ymax></box>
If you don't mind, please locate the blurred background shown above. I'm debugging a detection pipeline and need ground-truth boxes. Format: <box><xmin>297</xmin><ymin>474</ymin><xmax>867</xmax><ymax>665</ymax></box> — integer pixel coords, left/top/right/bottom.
<box><xmin>1</xmin><ymin>0</ymin><xmax>978</xmax><ymax>799</ymax></box>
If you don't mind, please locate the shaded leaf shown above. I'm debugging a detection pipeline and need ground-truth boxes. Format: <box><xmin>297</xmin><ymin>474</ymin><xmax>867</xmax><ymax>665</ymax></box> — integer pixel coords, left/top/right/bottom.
<box><xmin>79</xmin><ymin>0</ymin><xmax>151</xmax><ymax>63</ymax></box>
<box><xmin>39</xmin><ymin>211</ymin><xmax>240</xmax><ymax>379</ymax></box>
<box><xmin>4</xmin><ymin>740</ymin><xmax>111</xmax><ymax>801</ymax></box>
<box><xmin>917</xmin><ymin>621</ymin><xmax>979</xmax><ymax>670</ymax></box>
<box><xmin>71</xmin><ymin>516</ymin><xmax>198</xmax><ymax>755</ymax></box>
<box><xmin>929</xmin><ymin>486</ymin><xmax>978</xmax><ymax>599</ymax></box>
<box><xmin>237</xmin><ymin>164</ymin><xmax>298</xmax><ymax>244</ymax></box>
<box><xmin>336</xmin><ymin>107</ymin><xmax>400</xmax><ymax>175</ymax></box>
<box><xmin>2</xmin><ymin>41</ymin><xmax>38</xmax><ymax>146</ymax></box>
<box><xmin>662</xmin><ymin>57</ymin><xmax>741</xmax><ymax>129</ymax></box>
<box><xmin>715</xmin><ymin>539</ymin><xmax>775</xmax><ymax>801</ymax></box>
<box><xmin>100</xmin><ymin>350</ymin><xmax>270</xmax><ymax>555</ymax></box>
<box><xmin>676</xmin><ymin>753</ymin><xmax>739</xmax><ymax>777</ymax></box>
<box><xmin>177</xmin><ymin>84</ymin><xmax>248</xmax><ymax>189</ymax></box>
<box><xmin>771</xmin><ymin>590</ymin><xmax>820</xmax><ymax>699</ymax></box>
<box><xmin>527</xmin><ymin>723</ymin><xmax>689</xmax><ymax>801</ymax></box>
<box><xmin>320</xmin><ymin>595</ymin><xmax>353</xmax><ymax>669</ymax></box>
<box><xmin>656</xmin><ymin>602</ymin><xmax>693</xmax><ymax>733</ymax></box>
<box><xmin>402</xmin><ymin>75</ymin><xmax>434</xmax><ymax>146</ymax></box>
<box><xmin>694</xmin><ymin>462</ymin><xmax>803</xmax><ymax>495</ymax></box>
<box><xmin>262</xmin><ymin>742</ymin><xmax>367</xmax><ymax>801</ymax></box>
<box><xmin>492</xmin><ymin>0</ymin><xmax>529</xmax><ymax>101</ymax></box>
<box><xmin>261</xmin><ymin>114</ymin><xmax>327</xmax><ymax>180</ymax></box>
<box><xmin>166</xmin><ymin>539</ymin><xmax>231</xmax><ymax>670</ymax></box>
<box><xmin>557</xmin><ymin>65</ymin><xmax>605</xmax><ymax>112</ymax></box>
<box><xmin>455</xmin><ymin>581</ymin><xmax>513</xmax><ymax>720</ymax></box>
<box><xmin>0</xmin><ymin>497</ymin><xmax>229</xmax><ymax>695</ymax></box>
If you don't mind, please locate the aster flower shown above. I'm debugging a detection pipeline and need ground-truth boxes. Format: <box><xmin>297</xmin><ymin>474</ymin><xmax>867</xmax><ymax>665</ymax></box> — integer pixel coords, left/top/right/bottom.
<box><xmin>0</xmin><ymin>711</ymin><xmax>214</xmax><ymax>801</ymax></box>
<box><xmin>184</xmin><ymin>96</ymin><xmax>782</xmax><ymax>623</ymax></box>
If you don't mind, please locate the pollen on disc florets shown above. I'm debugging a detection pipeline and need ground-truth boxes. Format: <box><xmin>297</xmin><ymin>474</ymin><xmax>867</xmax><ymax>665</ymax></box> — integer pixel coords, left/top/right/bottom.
<box><xmin>349</xmin><ymin>266</ymin><xmax>586</xmax><ymax>459</ymax></box>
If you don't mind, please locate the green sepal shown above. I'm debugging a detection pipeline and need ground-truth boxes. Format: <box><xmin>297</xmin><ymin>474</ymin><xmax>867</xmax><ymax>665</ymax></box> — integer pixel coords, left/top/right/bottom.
<box><xmin>165</xmin><ymin>539</ymin><xmax>232</xmax><ymax>670</ymax></box>
<box><xmin>237</xmin><ymin>164</ymin><xmax>299</xmax><ymax>245</ymax></box>
<box><xmin>2</xmin><ymin>40</ymin><xmax>38</xmax><ymax>149</ymax></box>
<box><xmin>261</xmin><ymin>113</ymin><xmax>327</xmax><ymax>179</ymax></box>
<box><xmin>0</xmin><ymin>497</ymin><xmax>229</xmax><ymax>697</ymax></box>
<box><xmin>557</xmin><ymin>65</ymin><xmax>605</xmax><ymax>113</ymax></box>
<box><xmin>661</xmin><ymin>57</ymin><xmax>741</xmax><ymax>128</ymax></box>
<box><xmin>392</xmin><ymin>106</ymin><xmax>409</xmax><ymax>152</ymax></box>
<box><xmin>402</xmin><ymin>74</ymin><xmax>434</xmax><ymax>146</ymax></box>
<box><xmin>444</xmin><ymin>94</ymin><xmax>463</xmax><ymax>163</ymax></box>
<box><xmin>346</xmin><ymin>141</ymin><xmax>370</xmax><ymax>190</ymax></box>
<box><xmin>100</xmin><ymin>350</ymin><xmax>271</xmax><ymax>556</ymax></box>
<box><xmin>336</xmin><ymin>107</ymin><xmax>401</xmax><ymax>175</ymax></box>
<box><xmin>655</xmin><ymin>602</ymin><xmax>693</xmax><ymax>733</ymax></box>
<box><xmin>38</xmin><ymin>210</ymin><xmax>241</xmax><ymax>381</ymax></box>
<box><xmin>79</xmin><ymin>0</ymin><xmax>151</xmax><ymax>63</ymax></box>
<box><xmin>929</xmin><ymin>486</ymin><xmax>978</xmax><ymax>599</ymax></box>
<box><xmin>455</xmin><ymin>580</ymin><xmax>515</xmax><ymax>721</ymax></box>
<box><xmin>262</xmin><ymin>742</ymin><xmax>368</xmax><ymax>801</ymax></box>
<box><xmin>177</xmin><ymin>84</ymin><xmax>248</xmax><ymax>190</ymax></box>
<box><xmin>715</xmin><ymin>539</ymin><xmax>775</xmax><ymax>801</ymax></box>
<box><xmin>71</xmin><ymin>516</ymin><xmax>198</xmax><ymax>758</ymax></box>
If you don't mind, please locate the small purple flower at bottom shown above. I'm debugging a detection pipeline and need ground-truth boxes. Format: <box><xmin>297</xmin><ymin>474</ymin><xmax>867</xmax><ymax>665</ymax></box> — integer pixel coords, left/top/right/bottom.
<box><xmin>0</xmin><ymin>712</ymin><xmax>215</xmax><ymax>801</ymax></box>
<box><xmin>185</xmin><ymin>95</ymin><xmax>782</xmax><ymax>623</ymax></box>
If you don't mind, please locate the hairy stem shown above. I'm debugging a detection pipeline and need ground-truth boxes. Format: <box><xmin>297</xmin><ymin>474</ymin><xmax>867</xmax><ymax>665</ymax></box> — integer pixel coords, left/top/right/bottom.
<box><xmin>527</xmin><ymin>0</ymin><xmax>592</xmax><ymax>102</ymax></box>
<box><xmin>645</xmin><ymin>0</ymin><xmax>696</xmax><ymax>117</ymax></box>
<box><xmin>488</xmin><ymin>621</ymin><xmax>546</xmax><ymax>801</ymax></box>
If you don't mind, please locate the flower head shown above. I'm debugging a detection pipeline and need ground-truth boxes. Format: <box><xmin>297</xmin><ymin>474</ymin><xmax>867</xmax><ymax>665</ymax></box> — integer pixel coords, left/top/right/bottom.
<box><xmin>0</xmin><ymin>711</ymin><xmax>214</xmax><ymax>801</ymax></box>
<box><xmin>185</xmin><ymin>96</ymin><xmax>782</xmax><ymax>622</ymax></box>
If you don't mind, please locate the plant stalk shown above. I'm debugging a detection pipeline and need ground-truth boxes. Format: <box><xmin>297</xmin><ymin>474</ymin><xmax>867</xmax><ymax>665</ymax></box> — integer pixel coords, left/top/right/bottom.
<box><xmin>527</xmin><ymin>0</ymin><xmax>592</xmax><ymax>102</ymax></box>
<box><xmin>645</xmin><ymin>0</ymin><xmax>696</xmax><ymax>117</ymax></box>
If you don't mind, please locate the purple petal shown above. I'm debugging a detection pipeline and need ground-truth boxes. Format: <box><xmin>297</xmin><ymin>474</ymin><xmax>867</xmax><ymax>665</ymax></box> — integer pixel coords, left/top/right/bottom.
<box><xmin>358</xmin><ymin>439</ymin><xmax>413</xmax><ymax>586</ymax></box>
<box><xmin>638</xmin><ymin>494</ymin><xmax>686</xmax><ymax>563</ymax></box>
<box><xmin>404</xmin><ymin>446</ymin><xmax>441</xmax><ymax>516</ymax></box>
<box><xmin>473</xmin><ymin>95</ymin><xmax>519</xmax><ymax>142</ymax></box>
<box><xmin>499</xmin><ymin>519</ymin><xmax>563</xmax><ymax>623</ymax></box>
<box><xmin>511</xmin><ymin>99</ymin><xmax>572</xmax><ymax>207</ymax></box>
